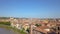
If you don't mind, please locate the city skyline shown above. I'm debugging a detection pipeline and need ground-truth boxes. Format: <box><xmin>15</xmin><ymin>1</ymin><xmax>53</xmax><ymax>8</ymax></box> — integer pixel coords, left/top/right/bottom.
<box><xmin>0</xmin><ymin>0</ymin><xmax>60</xmax><ymax>18</ymax></box>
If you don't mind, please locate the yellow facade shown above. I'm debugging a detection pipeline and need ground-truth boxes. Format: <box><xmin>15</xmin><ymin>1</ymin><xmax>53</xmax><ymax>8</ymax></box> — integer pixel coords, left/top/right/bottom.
<box><xmin>23</xmin><ymin>24</ymin><xmax>29</xmax><ymax>31</ymax></box>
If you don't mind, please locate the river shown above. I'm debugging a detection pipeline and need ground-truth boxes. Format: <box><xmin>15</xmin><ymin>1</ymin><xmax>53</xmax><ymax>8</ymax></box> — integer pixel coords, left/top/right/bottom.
<box><xmin>0</xmin><ymin>28</ymin><xmax>18</xmax><ymax>34</ymax></box>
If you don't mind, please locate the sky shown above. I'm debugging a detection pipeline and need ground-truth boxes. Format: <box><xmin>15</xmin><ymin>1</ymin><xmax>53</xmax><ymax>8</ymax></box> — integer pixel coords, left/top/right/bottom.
<box><xmin>0</xmin><ymin>0</ymin><xmax>60</xmax><ymax>18</ymax></box>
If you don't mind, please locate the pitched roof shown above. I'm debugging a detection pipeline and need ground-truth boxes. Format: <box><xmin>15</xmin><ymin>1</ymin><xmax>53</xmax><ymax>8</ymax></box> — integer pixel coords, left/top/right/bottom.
<box><xmin>34</xmin><ymin>26</ymin><xmax>50</xmax><ymax>33</ymax></box>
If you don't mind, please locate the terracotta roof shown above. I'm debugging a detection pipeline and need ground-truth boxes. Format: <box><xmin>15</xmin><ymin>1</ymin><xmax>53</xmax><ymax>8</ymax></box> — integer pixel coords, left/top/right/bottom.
<box><xmin>56</xmin><ymin>23</ymin><xmax>60</xmax><ymax>26</ymax></box>
<box><xmin>34</xmin><ymin>26</ymin><xmax>50</xmax><ymax>33</ymax></box>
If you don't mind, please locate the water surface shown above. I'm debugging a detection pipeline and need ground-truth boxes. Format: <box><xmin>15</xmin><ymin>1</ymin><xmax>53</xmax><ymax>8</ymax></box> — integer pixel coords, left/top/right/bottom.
<box><xmin>0</xmin><ymin>28</ymin><xmax>17</xmax><ymax>34</ymax></box>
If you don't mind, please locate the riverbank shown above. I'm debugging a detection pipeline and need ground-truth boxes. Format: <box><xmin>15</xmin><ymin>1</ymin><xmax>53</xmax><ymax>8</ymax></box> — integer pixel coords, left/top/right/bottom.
<box><xmin>0</xmin><ymin>24</ymin><xmax>27</xmax><ymax>34</ymax></box>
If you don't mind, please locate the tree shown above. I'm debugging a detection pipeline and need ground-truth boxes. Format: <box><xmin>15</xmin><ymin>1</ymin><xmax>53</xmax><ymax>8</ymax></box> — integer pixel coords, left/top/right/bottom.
<box><xmin>35</xmin><ymin>24</ymin><xmax>41</xmax><ymax>27</ymax></box>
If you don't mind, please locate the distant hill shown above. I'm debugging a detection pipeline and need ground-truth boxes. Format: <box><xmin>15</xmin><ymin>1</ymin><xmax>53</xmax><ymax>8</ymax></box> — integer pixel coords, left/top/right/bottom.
<box><xmin>0</xmin><ymin>17</ymin><xmax>19</xmax><ymax>19</ymax></box>
<box><xmin>0</xmin><ymin>17</ymin><xmax>10</xmax><ymax>19</ymax></box>
<box><xmin>0</xmin><ymin>17</ymin><xmax>60</xmax><ymax>20</ymax></box>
